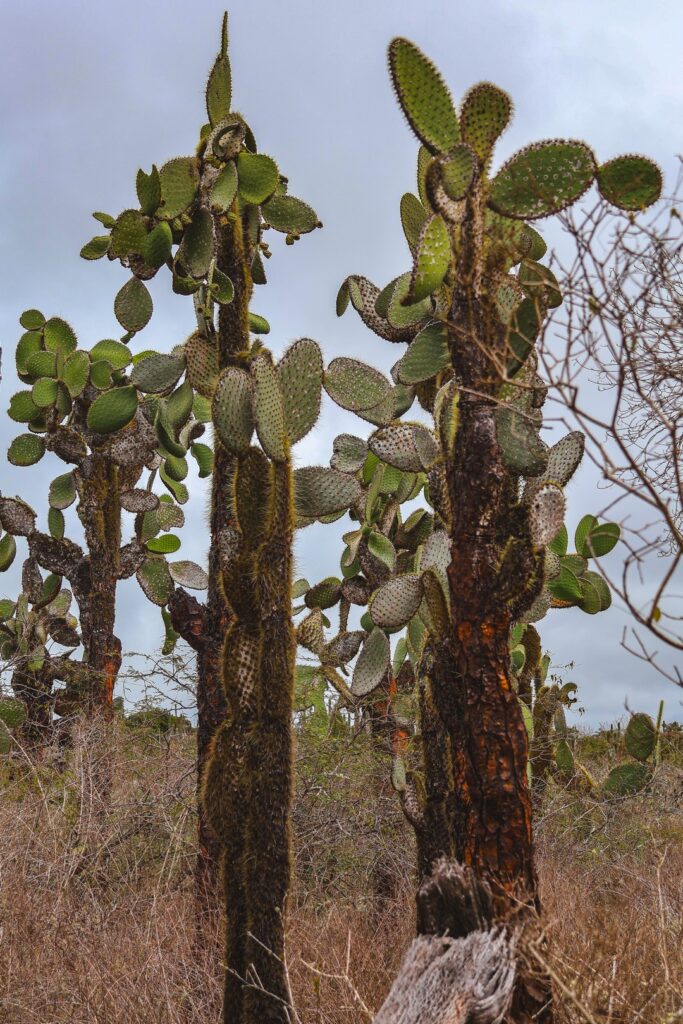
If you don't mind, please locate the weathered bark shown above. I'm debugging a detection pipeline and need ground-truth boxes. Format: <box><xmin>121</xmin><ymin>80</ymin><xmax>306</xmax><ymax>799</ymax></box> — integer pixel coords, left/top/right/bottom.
<box><xmin>412</xmin><ymin>188</ymin><xmax>553</xmax><ymax>1021</ymax></box>
<box><xmin>374</xmin><ymin>860</ymin><xmax>515</xmax><ymax>1024</ymax></box>
<box><xmin>75</xmin><ymin>457</ymin><xmax>122</xmax><ymax>716</ymax></box>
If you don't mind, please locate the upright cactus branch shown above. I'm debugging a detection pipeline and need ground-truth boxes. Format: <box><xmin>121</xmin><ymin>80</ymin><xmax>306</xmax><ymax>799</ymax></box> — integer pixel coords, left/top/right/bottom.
<box><xmin>325</xmin><ymin>36</ymin><xmax>661</xmax><ymax>1020</ymax></box>
<box><xmin>82</xmin><ymin>15</ymin><xmax>321</xmax><ymax>1020</ymax></box>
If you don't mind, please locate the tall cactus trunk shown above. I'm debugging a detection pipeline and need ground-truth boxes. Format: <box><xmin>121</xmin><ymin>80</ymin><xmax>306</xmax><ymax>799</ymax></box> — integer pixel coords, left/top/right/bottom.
<box><xmin>423</xmin><ymin>200</ymin><xmax>552</xmax><ymax>1018</ymax></box>
<box><xmin>76</xmin><ymin>457</ymin><xmax>122</xmax><ymax>716</ymax></box>
<box><xmin>191</xmin><ymin>203</ymin><xmax>252</xmax><ymax>912</ymax></box>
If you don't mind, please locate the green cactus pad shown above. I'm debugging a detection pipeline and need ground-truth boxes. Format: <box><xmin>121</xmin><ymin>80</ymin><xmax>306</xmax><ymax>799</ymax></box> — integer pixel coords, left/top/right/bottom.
<box><xmin>575</xmin><ymin>515</ymin><xmax>620</xmax><ymax>558</ymax></box>
<box><xmin>624</xmin><ymin>712</ymin><xmax>657</xmax><ymax>762</ymax></box>
<box><xmin>210</xmin><ymin>161</ymin><xmax>239</xmax><ymax>212</ymax></box>
<box><xmin>248</xmin><ymin>312</ymin><xmax>270</xmax><ymax>335</ymax></box>
<box><xmin>190</xmin><ymin>442</ymin><xmax>213</xmax><ymax>479</ymax></box>
<box><xmin>294</xmin><ymin>467</ymin><xmax>361</xmax><ymax>519</ymax></box>
<box><xmin>305</xmin><ymin>577</ymin><xmax>342</xmax><ymax>611</ymax></box>
<box><xmin>420</xmin><ymin>529</ymin><xmax>450</xmax><ymax>585</ymax></box>
<box><xmin>237</xmin><ymin>152</ymin><xmax>279</xmax><ymax>205</ymax></box>
<box><xmin>90</xmin><ymin>339</ymin><xmax>131</xmax><ymax>371</ymax></box>
<box><xmin>165</xmin><ymin>382</ymin><xmax>194</xmax><ymax>430</ymax></box>
<box><xmin>505</xmin><ymin>298</ymin><xmax>541</xmax><ymax>377</ymax></box>
<box><xmin>158</xmin><ymin>157</ymin><xmax>200</xmax><ymax>221</ymax></box>
<box><xmin>369</xmin><ymin>574</ymin><xmax>423</xmax><ymax>629</ymax></box>
<box><xmin>262</xmin><ymin>194</ymin><xmax>321</xmax><ymax>235</ymax></box>
<box><xmin>529</xmin><ymin>484</ymin><xmax>565</xmax><ymax>548</ymax></box>
<box><xmin>146</xmin><ymin>533</ymin><xmax>181</xmax><ymax>554</ymax></box>
<box><xmin>323</xmin><ymin>357</ymin><xmax>391</xmax><ymax>413</ymax></box>
<box><xmin>603</xmin><ymin>761</ymin><xmax>650</xmax><ymax>797</ymax></box>
<box><xmin>408</xmin><ymin>214</ymin><xmax>450</xmax><ymax>303</ymax></box>
<box><xmin>8</xmin><ymin>433</ymin><xmax>46</xmax><ymax>466</ymax></box>
<box><xmin>130</xmin><ymin>353</ymin><xmax>185</xmax><ymax>394</ymax></box>
<box><xmin>387</xmin><ymin>273</ymin><xmax>432</xmax><ymax>329</ymax></box>
<box><xmin>543</xmin><ymin>431</ymin><xmax>585</xmax><ymax>486</ymax></box>
<box><xmin>460</xmin><ymin>82</ymin><xmax>512</xmax><ymax>165</ymax></box>
<box><xmin>19</xmin><ymin>309</ymin><xmax>45</xmax><ymax>331</ymax></box>
<box><xmin>0</xmin><ymin>534</ymin><xmax>17</xmax><ymax>572</ymax></box>
<box><xmin>90</xmin><ymin>360</ymin><xmax>113</xmax><ymax>390</ymax></box>
<box><xmin>388</xmin><ymin>38</ymin><xmax>460</xmax><ymax>154</ymax></box>
<box><xmin>114</xmin><ymin>278</ymin><xmax>153</xmax><ymax>333</ymax></box>
<box><xmin>178</xmin><ymin>207</ymin><xmax>214</xmax><ymax>279</ymax></box>
<box><xmin>62</xmin><ymin>350</ymin><xmax>90</xmax><ymax>397</ymax></box>
<box><xmin>143</xmin><ymin>221</ymin><xmax>173</xmax><ymax>268</ymax></box>
<box><xmin>400</xmin><ymin>192</ymin><xmax>429</xmax><ymax>253</ymax></box>
<box><xmin>87</xmin><ymin>385</ymin><xmax>138</xmax><ymax>434</ymax></box>
<box><xmin>580</xmin><ymin>570</ymin><xmax>611</xmax><ymax>613</ymax></box>
<box><xmin>547</xmin><ymin>565</ymin><xmax>582</xmax><ymax>604</ymax></box>
<box><xmin>596</xmin><ymin>155</ymin><xmax>662</xmax><ymax>211</ymax></box>
<box><xmin>330</xmin><ymin>434</ymin><xmax>368</xmax><ymax>473</ymax></box>
<box><xmin>47</xmin><ymin>507</ymin><xmax>65</xmax><ymax>539</ymax></box>
<box><xmin>0</xmin><ymin>599</ymin><xmax>15</xmax><ymax>621</ymax></box>
<box><xmin>251</xmin><ymin>354</ymin><xmax>287</xmax><ymax>462</ymax></box>
<box><xmin>184</xmin><ymin>332</ymin><xmax>220</xmax><ymax>397</ymax></box>
<box><xmin>136</xmin><ymin>557</ymin><xmax>174</xmax><ymax>606</ymax></box>
<box><xmin>44</xmin><ymin>318</ymin><xmax>77</xmax><ymax>356</ymax></box>
<box><xmin>367</xmin><ymin>531</ymin><xmax>397</xmax><ymax>571</ymax></box>
<box><xmin>8</xmin><ymin>391</ymin><xmax>40</xmax><ymax>423</ymax></box>
<box><xmin>0</xmin><ymin>498</ymin><xmax>36</xmax><ymax>537</ymax></box>
<box><xmin>15</xmin><ymin>331</ymin><xmax>42</xmax><ymax>376</ymax></box>
<box><xmin>80</xmin><ymin>235</ymin><xmax>110</xmax><ymax>260</ymax></box>
<box><xmin>48</xmin><ymin>472</ymin><xmax>77</xmax><ymax>510</ymax></box>
<box><xmin>168</xmin><ymin>560</ymin><xmax>209</xmax><ymax>590</ymax></box>
<box><xmin>206</xmin><ymin>53</ymin><xmax>232</xmax><ymax>127</ymax></box>
<box><xmin>351</xmin><ymin>626</ymin><xmax>390</xmax><ymax>697</ymax></box>
<box><xmin>110</xmin><ymin>210</ymin><xmax>148</xmax><ymax>259</ymax></box>
<box><xmin>136</xmin><ymin>165</ymin><xmax>161</xmax><ymax>215</ymax></box>
<box><xmin>434</xmin><ymin>144</ymin><xmax>477</xmax><ymax>203</ymax></box>
<box><xmin>212</xmin><ymin>367</ymin><xmax>254</xmax><ymax>454</ymax></box>
<box><xmin>422</xmin><ymin>567</ymin><xmax>450</xmax><ymax>633</ymax></box>
<box><xmin>398</xmin><ymin>323</ymin><xmax>450</xmax><ymax>384</ymax></box>
<box><xmin>276</xmin><ymin>338</ymin><xmax>323</xmax><ymax>444</ymax></box>
<box><xmin>25</xmin><ymin>349</ymin><xmax>57</xmax><ymax>382</ymax></box>
<box><xmin>489</xmin><ymin>140</ymin><xmax>596</xmax><ymax>220</ymax></box>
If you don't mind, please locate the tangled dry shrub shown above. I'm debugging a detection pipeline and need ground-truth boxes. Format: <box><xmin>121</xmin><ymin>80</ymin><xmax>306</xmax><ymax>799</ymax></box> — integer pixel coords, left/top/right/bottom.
<box><xmin>0</xmin><ymin>718</ymin><xmax>680</xmax><ymax>1023</ymax></box>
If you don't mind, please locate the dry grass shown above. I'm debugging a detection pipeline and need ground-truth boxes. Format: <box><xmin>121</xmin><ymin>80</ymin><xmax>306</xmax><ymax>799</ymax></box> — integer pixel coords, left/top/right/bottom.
<box><xmin>0</xmin><ymin>721</ymin><xmax>681</xmax><ymax>1023</ymax></box>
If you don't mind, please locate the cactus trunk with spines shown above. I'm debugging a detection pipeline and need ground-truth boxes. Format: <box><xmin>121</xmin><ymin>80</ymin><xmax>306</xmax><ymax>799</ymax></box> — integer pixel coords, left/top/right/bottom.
<box><xmin>314</xmin><ymin>37</ymin><xmax>662</xmax><ymax>1021</ymax></box>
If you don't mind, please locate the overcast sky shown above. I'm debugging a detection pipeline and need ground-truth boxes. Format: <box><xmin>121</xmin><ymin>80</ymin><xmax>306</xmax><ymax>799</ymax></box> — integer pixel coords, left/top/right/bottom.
<box><xmin>1</xmin><ymin>0</ymin><xmax>681</xmax><ymax>726</ymax></box>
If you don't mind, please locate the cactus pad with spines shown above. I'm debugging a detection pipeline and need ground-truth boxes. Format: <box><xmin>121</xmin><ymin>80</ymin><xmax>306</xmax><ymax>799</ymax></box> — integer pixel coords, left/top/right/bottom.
<box><xmin>330</xmin><ymin>434</ymin><xmax>368</xmax><ymax>473</ymax></box>
<box><xmin>408</xmin><ymin>214</ymin><xmax>450</xmax><ymax>303</ymax></box>
<box><xmin>323</xmin><ymin>357</ymin><xmax>391</xmax><ymax>412</ymax></box>
<box><xmin>388</xmin><ymin>37</ymin><xmax>460</xmax><ymax>154</ymax></box>
<box><xmin>460</xmin><ymin>82</ymin><xmax>512</xmax><ymax>165</ymax></box>
<box><xmin>294</xmin><ymin>467</ymin><xmax>361</xmax><ymax>520</ymax></box>
<box><xmin>352</xmin><ymin>626</ymin><xmax>391</xmax><ymax>696</ymax></box>
<box><xmin>369</xmin><ymin>574</ymin><xmax>424</xmax><ymax>629</ymax></box>
<box><xmin>212</xmin><ymin>368</ymin><xmax>254</xmax><ymax>454</ymax></box>
<box><xmin>86</xmin><ymin>386</ymin><xmax>138</xmax><ymax>434</ymax></box>
<box><xmin>114</xmin><ymin>277</ymin><xmax>153</xmax><ymax>333</ymax></box>
<box><xmin>596</xmin><ymin>155</ymin><xmax>662</xmax><ymax>211</ymax></box>
<box><xmin>490</xmin><ymin>140</ymin><xmax>597</xmax><ymax>220</ymax></box>
<box><xmin>276</xmin><ymin>338</ymin><xmax>323</xmax><ymax>444</ymax></box>
<box><xmin>251</xmin><ymin>354</ymin><xmax>287</xmax><ymax>462</ymax></box>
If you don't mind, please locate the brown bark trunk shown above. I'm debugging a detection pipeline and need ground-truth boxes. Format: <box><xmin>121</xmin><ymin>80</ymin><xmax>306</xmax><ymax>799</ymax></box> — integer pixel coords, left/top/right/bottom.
<box><xmin>76</xmin><ymin>457</ymin><xmax>122</xmax><ymax>717</ymax></box>
<box><xmin>415</xmin><ymin>189</ymin><xmax>552</xmax><ymax>1021</ymax></box>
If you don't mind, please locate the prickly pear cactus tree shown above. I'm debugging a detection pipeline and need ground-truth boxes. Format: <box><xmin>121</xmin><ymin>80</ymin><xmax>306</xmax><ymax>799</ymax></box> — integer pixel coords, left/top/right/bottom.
<box><xmin>85</xmin><ymin>15</ymin><xmax>321</xmax><ymax>1021</ymax></box>
<box><xmin>0</xmin><ymin>308</ymin><xmax>191</xmax><ymax>723</ymax></box>
<box><xmin>0</xmin><ymin>584</ymin><xmax>86</xmax><ymax>744</ymax></box>
<box><xmin>329</xmin><ymin>37</ymin><xmax>661</xmax><ymax>1019</ymax></box>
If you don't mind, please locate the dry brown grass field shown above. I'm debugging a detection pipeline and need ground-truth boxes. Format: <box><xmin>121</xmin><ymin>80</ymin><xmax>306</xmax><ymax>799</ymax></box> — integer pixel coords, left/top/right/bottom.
<box><xmin>0</xmin><ymin>718</ymin><xmax>681</xmax><ymax>1023</ymax></box>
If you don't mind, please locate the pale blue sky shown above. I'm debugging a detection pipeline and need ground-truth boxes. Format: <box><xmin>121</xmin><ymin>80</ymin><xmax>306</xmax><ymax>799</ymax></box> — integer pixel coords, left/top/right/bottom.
<box><xmin>1</xmin><ymin>0</ymin><xmax>681</xmax><ymax>724</ymax></box>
